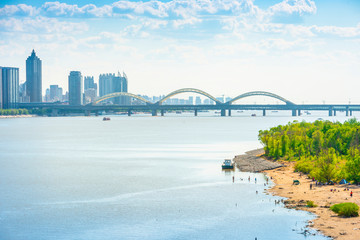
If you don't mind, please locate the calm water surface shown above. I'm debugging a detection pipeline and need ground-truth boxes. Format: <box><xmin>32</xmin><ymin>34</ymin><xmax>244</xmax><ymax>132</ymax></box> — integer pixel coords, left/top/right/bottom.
<box><xmin>1</xmin><ymin>112</ymin><xmax>348</xmax><ymax>240</ymax></box>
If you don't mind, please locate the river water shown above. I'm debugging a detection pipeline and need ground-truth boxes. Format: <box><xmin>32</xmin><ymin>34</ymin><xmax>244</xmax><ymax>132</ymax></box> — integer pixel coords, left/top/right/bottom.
<box><xmin>0</xmin><ymin>111</ymin><xmax>348</xmax><ymax>240</ymax></box>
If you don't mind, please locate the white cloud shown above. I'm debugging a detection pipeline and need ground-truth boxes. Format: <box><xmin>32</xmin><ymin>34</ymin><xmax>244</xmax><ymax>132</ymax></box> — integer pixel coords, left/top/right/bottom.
<box><xmin>312</xmin><ymin>24</ymin><xmax>360</xmax><ymax>38</ymax></box>
<box><xmin>269</xmin><ymin>0</ymin><xmax>316</xmax><ymax>16</ymax></box>
<box><xmin>0</xmin><ymin>17</ymin><xmax>88</xmax><ymax>33</ymax></box>
<box><xmin>0</xmin><ymin>4</ymin><xmax>38</xmax><ymax>17</ymax></box>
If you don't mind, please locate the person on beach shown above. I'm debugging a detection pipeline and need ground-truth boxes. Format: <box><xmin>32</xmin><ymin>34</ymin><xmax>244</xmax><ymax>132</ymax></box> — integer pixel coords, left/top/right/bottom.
<box><xmin>232</xmin><ymin>176</ymin><xmax>234</xmax><ymax>183</ymax></box>
<box><xmin>255</xmin><ymin>178</ymin><xmax>257</xmax><ymax>183</ymax></box>
<box><xmin>310</xmin><ymin>183</ymin><xmax>312</xmax><ymax>190</ymax></box>
<box><xmin>350</xmin><ymin>191</ymin><xmax>353</xmax><ymax>197</ymax></box>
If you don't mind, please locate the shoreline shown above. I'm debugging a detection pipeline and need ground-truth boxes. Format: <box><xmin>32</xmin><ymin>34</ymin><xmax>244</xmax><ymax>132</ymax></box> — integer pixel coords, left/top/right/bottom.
<box><xmin>264</xmin><ymin>162</ymin><xmax>360</xmax><ymax>240</ymax></box>
<box><xmin>262</xmin><ymin>160</ymin><xmax>360</xmax><ymax>239</ymax></box>
<box><xmin>235</xmin><ymin>148</ymin><xmax>360</xmax><ymax>240</ymax></box>
<box><xmin>0</xmin><ymin>115</ymin><xmax>36</xmax><ymax>119</ymax></box>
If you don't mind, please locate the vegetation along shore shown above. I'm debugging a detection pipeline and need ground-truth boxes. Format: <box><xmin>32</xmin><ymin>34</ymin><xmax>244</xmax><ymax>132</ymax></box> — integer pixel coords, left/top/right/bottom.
<box><xmin>237</xmin><ymin>119</ymin><xmax>360</xmax><ymax>240</ymax></box>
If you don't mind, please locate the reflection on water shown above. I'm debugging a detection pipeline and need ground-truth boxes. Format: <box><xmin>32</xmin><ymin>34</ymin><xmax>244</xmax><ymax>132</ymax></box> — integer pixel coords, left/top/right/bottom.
<box><xmin>0</xmin><ymin>114</ymin><xmax>342</xmax><ymax>240</ymax></box>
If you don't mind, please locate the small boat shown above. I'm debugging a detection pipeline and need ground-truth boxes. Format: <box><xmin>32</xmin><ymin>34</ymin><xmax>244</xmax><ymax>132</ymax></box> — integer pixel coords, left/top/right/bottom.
<box><xmin>222</xmin><ymin>159</ymin><xmax>234</xmax><ymax>169</ymax></box>
<box><xmin>103</xmin><ymin>117</ymin><xmax>111</xmax><ymax>121</ymax></box>
<box><xmin>251</xmin><ymin>114</ymin><xmax>256</xmax><ymax>117</ymax></box>
<box><xmin>176</xmin><ymin>111</ymin><xmax>182</xmax><ymax>114</ymax></box>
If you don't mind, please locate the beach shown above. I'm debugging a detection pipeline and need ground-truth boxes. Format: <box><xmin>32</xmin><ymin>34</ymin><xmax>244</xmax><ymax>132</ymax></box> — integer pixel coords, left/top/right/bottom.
<box><xmin>0</xmin><ymin>115</ymin><xmax>35</xmax><ymax>119</ymax></box>
<box><xmin>265</xmin><ymin>161</ymin><xmax>360</xmax><ymax>240</ymax></box>
<box><xmin>235</xmin><ymin>149</ymin><xmax>360</xmax><ymax>239</ymax></box>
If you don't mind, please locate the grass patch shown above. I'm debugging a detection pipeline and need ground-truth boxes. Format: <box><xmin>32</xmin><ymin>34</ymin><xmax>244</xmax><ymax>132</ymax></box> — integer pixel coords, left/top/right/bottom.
<box><xmin>306</xmin><ymin>201</ymin><xmax>317</xmax><ymax>208</ymax></box>
<box><xmin>330</xmin><ymin>202</ymin><xmax>359</xmax><ymax>217</ymax></box>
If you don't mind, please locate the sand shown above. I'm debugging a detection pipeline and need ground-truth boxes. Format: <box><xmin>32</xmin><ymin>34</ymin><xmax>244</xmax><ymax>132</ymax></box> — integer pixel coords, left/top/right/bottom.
<box><xmin>0</xmin><ymin>115</ymin><xmax>35</xmax><ymax>119</ymax></box>
<box><xmin>265</xmin><ymin>161</ymin><xmax>360</xmax><ymax>240</ymax></box>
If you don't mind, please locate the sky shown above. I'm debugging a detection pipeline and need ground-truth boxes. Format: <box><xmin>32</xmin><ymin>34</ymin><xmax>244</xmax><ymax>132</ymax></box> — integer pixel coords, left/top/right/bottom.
<box><xmin>0</xmin><ymin>0</ymin><xmax>360</xmax><ymax>104</ymax></box>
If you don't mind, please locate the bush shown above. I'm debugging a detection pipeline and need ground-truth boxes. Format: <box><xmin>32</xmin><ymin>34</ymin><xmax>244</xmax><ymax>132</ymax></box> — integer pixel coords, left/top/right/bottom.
<box><xmin>295</xmin><ymin>160</ymin><xmax>314</xmax><ymax>174</ymax></box>
<box><xmin>306</xmin><ymin>201</ymin><xmax>317</xmax><ymax>208</ymax></box>
<box><xmin>330</xmin><ymin>202</ymin><xmax>359</xmax><ymax>217</ymax></box>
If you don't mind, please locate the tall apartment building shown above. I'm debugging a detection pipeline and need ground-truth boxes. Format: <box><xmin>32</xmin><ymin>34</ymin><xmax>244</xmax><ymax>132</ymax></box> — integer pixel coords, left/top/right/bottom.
<box><xmin>68</xmin><ymin>71</ymin><xmax>83</xmax><ymax>105</ymax></box>
<box><xmin>98</xmin><ymin>71</ymin><xmax>129</xmax><ymax>105</ymax></box>
<box><xmin>26</xmin><ymin>50</ymin><xmax>42</xmax><ymax>102</ymax></box>
<box><xmin>0</xmin><ymin>67</ymin><xmax>19</xmax><ymax>109</ymax></box>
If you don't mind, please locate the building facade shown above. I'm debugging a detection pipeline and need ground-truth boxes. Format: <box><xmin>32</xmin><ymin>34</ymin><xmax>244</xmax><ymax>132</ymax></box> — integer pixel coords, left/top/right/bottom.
<box><xmin>26</xmin><ymin>50</ymin><xmax>42</xmax><ymax>102</ymax></box>
<box><xmin>68</xmin><ymin>71</ymin><xmax>83</xmax><ymax>105</ymax></box>
<box><xmin>98</xmin><ymin>72</ymin><xmax>129</xmax><ymax>105</ymax></box>
<box><xmin>1</xmin><ymin>67</ymin><xmax>19</xmax><ymax>109</ymax></box>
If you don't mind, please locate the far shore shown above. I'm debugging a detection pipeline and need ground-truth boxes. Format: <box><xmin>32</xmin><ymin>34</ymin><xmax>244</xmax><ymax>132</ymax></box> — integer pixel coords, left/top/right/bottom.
<box><xmin>0</xmin><ymin>115</ymin><xmax>36</xmax><ymax>119</ymax></box>
<box><xmin>235</xmin><ymin>149</ymin><xmax>360</xmax><ymax>240</ymax></box>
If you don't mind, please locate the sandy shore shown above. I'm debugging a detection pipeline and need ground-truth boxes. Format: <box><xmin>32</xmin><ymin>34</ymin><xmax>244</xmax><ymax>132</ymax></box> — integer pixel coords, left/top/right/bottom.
<box><xmin>265</xmin><ymin>161</ymin><xmax>360</xmax><ymax>240</ymax></box>
<box><xmin>0</xmin><ymin>115</ymin><xmax>36</xmax><ymax>119</ymax></box>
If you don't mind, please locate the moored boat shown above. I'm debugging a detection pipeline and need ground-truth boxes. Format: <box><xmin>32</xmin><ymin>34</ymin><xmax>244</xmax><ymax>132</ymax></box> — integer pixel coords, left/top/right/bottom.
<box><xmin>103</xmin><ymin>117</ymin><xmax>111</xmax><ymax>121</ymax></box>
<box><xmin>222</xmin><ymin>159</ymin><xmax>234</xmax><ymax>169</ymax></box>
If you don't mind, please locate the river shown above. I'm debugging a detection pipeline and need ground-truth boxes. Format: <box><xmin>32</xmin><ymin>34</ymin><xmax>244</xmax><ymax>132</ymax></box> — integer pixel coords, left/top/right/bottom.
<box><xmin>0</xmin><ymin>111</ymin><xmax>345</xmax><ymax>239</ymax></box>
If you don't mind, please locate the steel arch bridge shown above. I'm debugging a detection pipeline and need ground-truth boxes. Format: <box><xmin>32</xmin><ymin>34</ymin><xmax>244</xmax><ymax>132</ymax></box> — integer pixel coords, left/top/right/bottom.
<box><xmin>93</xmin><ymin>92</ymin><xmax>152</xmax><ymax>105</ymax></box>
<box><xmin>157</xmin><ymin>88</ymin><xmax>221</xmax><ymax>105</ymax></box>
<box><xmin>227</xmin><ymin>91</ymin><xmax>294</xmax><ymax>105</ymax></box>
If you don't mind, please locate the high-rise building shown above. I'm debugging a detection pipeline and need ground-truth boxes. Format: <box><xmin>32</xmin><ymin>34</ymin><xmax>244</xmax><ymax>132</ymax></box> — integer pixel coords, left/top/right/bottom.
<box><xmin>26</xmin><ymin>49</ymin><xmax>42</xmax><ymax>102</ymax></box>
<box><xmin>195</xmin><ymin>96</ymin><xmax>201</xmax><ymax>105</ymax></box>
<box><xmin>84</xmin><ymin>76</ymin><xmax>94</xmax><ymax>90</ymax></box>
<box><xmin>1</xmin><ymin>67</ymin><xmax>19</xmax><ymax>109</ymax></box>
<box><xmin>98</xmin><ymin>71</ymin><xmax>129</xmax><ymax>105</ymax></box>
<box><xmin>68</xmin><ymin>71</ymin><xmax>83</xmax><ymax>105</ymax></box>
<box><xmin>84</xmin><ymin>88</ymin><xmax>97</xmax><ymax>104</ymax></box>
<box><xmin>99</xmin><ymin>73</ymin><xmax>114</xmax><ymax>97</ymax></box>
<box><xmin>188</xmin><ymin>96</ymin><xmax>194</xmax><ymax>105</ymax></box>
<box><xmin>0</xmin><ymin>67</ymin><xmax>2</xmax><ymax>109</ymax></box>
<box><xmin>49</xmin><ymin>85</ymin><xmax>63</xmax><ymax>102</ymax></box>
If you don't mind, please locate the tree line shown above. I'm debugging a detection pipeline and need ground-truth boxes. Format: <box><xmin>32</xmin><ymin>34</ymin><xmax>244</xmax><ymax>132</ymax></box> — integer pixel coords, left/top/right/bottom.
<box><xmin>0</xmin><ymin>109</ymin><xmax>30</xmax><ymax>115</ymax></box>
<box><xmin>259</xmin><ymin>119</ymin><xmax>360</xmax><ymax>184</ymax></box>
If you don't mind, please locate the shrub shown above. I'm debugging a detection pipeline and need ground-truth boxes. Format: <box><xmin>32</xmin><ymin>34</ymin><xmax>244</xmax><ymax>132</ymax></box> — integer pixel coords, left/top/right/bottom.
<box><xmin>306</xmin><ymin>201</ymin><xmax>317</xmax><ymax>208</ymax></box>
<box><xmin>295</xmin><ymin>160</ymin><xmax>314</xmax><ymax>174</ymax></box>
<box><xmin>330</xmin><ymin>203</ymin><xmax>359</xmax><ymax>217</ymax></box>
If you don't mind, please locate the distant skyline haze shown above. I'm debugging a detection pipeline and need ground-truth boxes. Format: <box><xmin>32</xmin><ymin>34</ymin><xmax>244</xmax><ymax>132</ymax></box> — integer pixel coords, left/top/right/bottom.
<box><xmin>0</xmin><ymin>0</ymin><xmax>359</xmax><ymax>104</ymax></box>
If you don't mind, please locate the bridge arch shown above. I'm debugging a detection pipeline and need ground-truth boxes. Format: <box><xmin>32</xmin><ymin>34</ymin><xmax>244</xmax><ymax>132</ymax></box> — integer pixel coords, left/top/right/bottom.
<box><xmin>93</xmin><ymin>92</ymin><xmax>152</xmax><ymax>105</ymax></box>
<box><xmin>227</xmin><ymin>91</ymin><xmax>294</xmax><ymax>105</ymax></box>
<box><xmin>157</xmin><ymin>88</ymin><xmax>221</xmax><ymax>105</ymax></box>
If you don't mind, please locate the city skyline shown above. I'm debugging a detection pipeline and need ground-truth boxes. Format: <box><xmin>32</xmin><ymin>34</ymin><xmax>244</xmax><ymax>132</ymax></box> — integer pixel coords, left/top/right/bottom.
<box><xmin>0</xmin><ymin>0</ymin><xmax>360</xmax><ymax>104</ymax></box>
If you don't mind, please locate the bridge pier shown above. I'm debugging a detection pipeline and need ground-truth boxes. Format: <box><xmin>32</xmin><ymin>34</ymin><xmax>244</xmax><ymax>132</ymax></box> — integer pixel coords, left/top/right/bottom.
<box><xmin>52</xmin><ymin>108</ymin><xmax>59</xmax><ymax>117</ymax></box>
<box><xmin>194</xmin><ymin>109</ymin><xmax>198</xmax><ymax>116</ymax></box>
<box><xmin>346</xmin><ymin>107</ymin><xmax>349</xmax><ymax>116</ymax></box>
<box><xmin>161</xmin><ymin>110</ymin><xmax>165</xmax><ymax>116</ymax></box>
<box><xmin>334</xmin><ymin>110</ymin><xmax>336</xmax><ymax>116</ymax></box>
<box><xmin>292</xmin><ymin>109</ymin><xmax>297</xmax><ymax>116</ymax></box>
<box><xmin>228</xmin><ymin>109</ymin><xmax>231</xmax><ymax>116</ymax></box>
<box><xmin>298</xmin><ymin>109</ymin><xmax>301</xmax><ymax>116</ymax></box>
<box><xmin>329</xmin><ymin>109</ymin><xmax>333</xmax><ymax>116</ymax></box>
<box><xmin>152</xmin><ymin>109</ymin><xmax>157</xmax><ymax>116</ymax></box>
<box><xmin>128</xmin><ymin>110</ymin><xmax>131</xmax><ymax>116</ymax></box>
<box><xmin>350</xmin><ymin>110</ymin><xmax>353</xmax><ymax>116</ymax></box>
<box><xmin>221</xmin><ymin>109</ymin><xmax>226</xmax><ymax>117</ymax></box>
<box><xmin>263</xmin><ymin>109</ymin><xmax>266</xmax><ymax>116</ymax></box>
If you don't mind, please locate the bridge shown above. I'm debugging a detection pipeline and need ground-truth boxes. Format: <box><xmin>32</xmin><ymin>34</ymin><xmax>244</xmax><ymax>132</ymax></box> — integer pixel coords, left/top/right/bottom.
<box><xmin>17</xmin><ymin>88</ymin><xmax>360</xmax><ymax>117</ymax></box>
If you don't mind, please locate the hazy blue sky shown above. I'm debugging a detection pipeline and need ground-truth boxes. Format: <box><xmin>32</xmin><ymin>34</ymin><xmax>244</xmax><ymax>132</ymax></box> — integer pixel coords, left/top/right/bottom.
<box><xmin>0</xmin><ymin>0</ymin><xmax>359</xmax><ymax>103</ymax></box>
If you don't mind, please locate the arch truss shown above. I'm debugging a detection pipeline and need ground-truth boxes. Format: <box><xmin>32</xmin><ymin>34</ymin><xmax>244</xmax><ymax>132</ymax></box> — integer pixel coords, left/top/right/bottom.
<box><xmin>157</xmin><ymin>88</ymin><xmax>221</xmax><ymax>105</ymax></box>
<box><xmin>227</xmin><ymin>91</ymin><xmax>294</xmax><ymax>105</ymax></box>
<box><xmin>93</xmin><ymin>92</ymin><xmax>152</xmax><ymax>105</ymax></box>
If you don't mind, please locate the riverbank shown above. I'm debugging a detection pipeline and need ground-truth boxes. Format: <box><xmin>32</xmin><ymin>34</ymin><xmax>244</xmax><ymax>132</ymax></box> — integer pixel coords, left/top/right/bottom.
<box><xmin>265</xmin><ymin>161</ymin><xmax>360</xmax><ymax>240</ymax></box>
<box><xmin>0</xmin><ymin>115</ymin><xmax>36</xmax><ymax>119</ymax></box>
<box><xmin>233</xmin><ymin>148</ymin><xmax>283</xmax><ymax>172</ymax></box>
